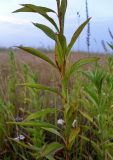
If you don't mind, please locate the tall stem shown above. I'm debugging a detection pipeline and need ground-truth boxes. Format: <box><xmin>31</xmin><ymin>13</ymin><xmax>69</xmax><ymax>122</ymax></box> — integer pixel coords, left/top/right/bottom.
<box><xmin>56</xmin><ymin>1</ymin><xmax>69</xmax><ymax>159</ymax></box>
<box><xmin>56</xmin><ymin>0</ymin><xmax>63</xmax><ymax>34</ymax></box>
<box><xmin>61</xmin><ymin>78</ymin><xmax>70</xmax><ymax>160</ymax></box>
<box><xmin>85</xmin><ymin>0</ymin><xmax>90</xmax><ymax>53</ymax></box>
<box><xmin>66</xmin><ymin>150</ymin><xmax>70</xmax><ymax>160</ymax></box>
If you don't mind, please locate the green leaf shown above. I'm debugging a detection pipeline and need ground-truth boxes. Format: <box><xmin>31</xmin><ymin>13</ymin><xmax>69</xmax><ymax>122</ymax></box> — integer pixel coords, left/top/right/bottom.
<box><xmin>42</xmin><ymin>127</ymin><xmax>65</xmax><ymax>142</ymax></box>
<box><xmin>13</xmin><ymin>4</ymin><xmax>55</xmax><ymax>14</ymax></box>
<box><xmin>61</xmin><ymin>0</ymin><xmax>67</xmax><ymax>18</ymax></box>
<box><xmin>58</xmin><ymin>34</ymin><xmax>67</xmax><ymax>55</ymax></box>
<box><xmin>108</xmin><ymin>43</ymin><xmax>113</xmax><ymax>50</ymax></box>
<box><xmin>60</xmin><ymin>0</ymin><xmax>67</xmax><ymax>32</ymax></box>
<box><xmin>69</xmin><ymin>127</ymin><xmax>80</xmax><ymax>149</ymax></box>
<box><xmin>83</xmin><ymin>87</ymin><xmax>98</xmax><ymax>108</ymax></box>
<box><xmin>55</xmin><ymin>34</ymin><xmax>67</xmax><ymax>68</ymax></box>
<box><xmin>33</xmin><ymin>23</ymin><xmax>56</xmax><ymax>41</ymax></box>
<box><xmin>21</xmin><ymin>83</ymin><xmax>59</xmax><ymax>94</ymax></box>
<box><xmin>43</xmin><ymin>14</ymin><xmax>59</xmax><ymax>32</ymax></box>
<box><xmin>55</xmin><ymin>35</ymin><xmax>64</xmax><ymax>65</ymax></box>
<box><xmin>43</xmin><ymin>142</ymin><xmax>64</xmax><ymax>156</ymax></box>
<box><xmin>10</xmin><ymin>138</ymin><xmax>40</xmax><ymax>151</ymax></box>
<box><xmin>13</xmin><ymin>4</ymin><xmax>59</xmax><ymax>31</ymax></box>
<box><xmin>107</xmin><ymin>151</ymin><xmax>113</xmax><ymax>160</ymax></box>
<box><xmin>80</xmin><ymin>135</ymin><xmax>102</xmax><ymax>154</ymax></box>
<box><xmin>24</xmin><ymin>108</ymin><xmax>57</xmax><ymax>121</ymax></box>
<box><xmin>45</xmin><ymin>156</ymin><xmax>55</xmax><ymax>160</ymax></box>
<box><xmin>91</xmin><ymin>141</ymin><xmax>103</xmax><ymax>154</ymax></box>
<box><xmin>79</xmin><ymin>111</ymin><xmax>97</xmax><ymax>127</ymax></box>
<box><xmin>18</xmin><ymin>46</ymin><xmax>57</xmax><ymax>68</ymax></box>
<box><xmin>66</xmin><ymin>18</ymin><xmax>91</xmax><ymax>56</ymax></box>
<box><xmin>80</xmin><ymin>111</ymin><xmax>93</xmax><ymax>123</ymax></box>
<box><xmin>63</xmin><ymin>57</ymin><xmax>99</xmax><ymax>92</ymax></box>
<box><xmin>8</xmin><ymin>121</ymin><xmax>57</xmax><ymax>129</ymax></box>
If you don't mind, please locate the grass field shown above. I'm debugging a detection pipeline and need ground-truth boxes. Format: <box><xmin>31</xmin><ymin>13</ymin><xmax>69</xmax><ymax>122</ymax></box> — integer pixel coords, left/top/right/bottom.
<box><xmin>0</xmin><ymin>49</ymin><xmax>113</xmax><ymax>159</ymax></box>
<box><xmin>0</xmin><ymin>50</ymin><xmax>107</xmax><ymax>84</ymax></box>
<box><xmin>1</xmin><ymin>0</ymin><xmax>113</xmax><ymax>159</ymax></box>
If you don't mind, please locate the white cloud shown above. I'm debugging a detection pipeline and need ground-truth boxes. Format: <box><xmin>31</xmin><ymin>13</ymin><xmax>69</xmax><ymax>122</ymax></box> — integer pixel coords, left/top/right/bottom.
<box><xmin>0</xmin><ymin>15</ymin><xmax>30</xmax><ymax>25</ymax></box>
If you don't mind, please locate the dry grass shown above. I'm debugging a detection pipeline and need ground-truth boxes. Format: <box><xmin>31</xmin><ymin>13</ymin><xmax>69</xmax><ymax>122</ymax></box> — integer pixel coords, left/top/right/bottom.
<box><xmin>0</xmin><ymin>50</ymin><xmax>108</xmax><ymax>85</ymax></box>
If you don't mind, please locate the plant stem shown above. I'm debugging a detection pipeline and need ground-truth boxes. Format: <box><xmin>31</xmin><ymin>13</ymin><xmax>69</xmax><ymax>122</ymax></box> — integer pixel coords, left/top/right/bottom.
<box><xmin>56</xmin><ymin>0</ymin><xmax>63</xmax><ymax>34</ymax></box>
<box><xmin>61</xmin><ymin>80</ymin><xmax>70</xmax><ymax>160</ymax></box>
<box><xmin>85</xmin><ymin>0</ymin><xmax>90</xmax><ymax>53</ymax></box>
<box><xmin>66</xmin><ymin>146</ymin><xmax>70</xmax><ymax>160</ymax></box>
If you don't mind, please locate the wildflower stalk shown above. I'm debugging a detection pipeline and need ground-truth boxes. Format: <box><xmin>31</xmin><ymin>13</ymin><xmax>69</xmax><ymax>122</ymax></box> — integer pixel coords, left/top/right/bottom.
<box><xmin>85</xmin><ymin>0</ymin><xmax>90</xmax><ymax>52</ymax></box>
<box><xmin>56</xmin><ymin>2</ymin><xmax>70</xmax><ymax>159</ymax></box>
<box><xmin>13</xmin><ymin>1</ymin><xmax>98</xmax><ymax>159</ymax></box>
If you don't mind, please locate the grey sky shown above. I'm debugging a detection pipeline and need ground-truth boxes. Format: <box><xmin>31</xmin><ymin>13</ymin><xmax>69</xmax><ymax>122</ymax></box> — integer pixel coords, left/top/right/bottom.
<box><xmin>0</xmin><ymin>0</ymin><xmax>113</xmax><ymax>52</ymax></box>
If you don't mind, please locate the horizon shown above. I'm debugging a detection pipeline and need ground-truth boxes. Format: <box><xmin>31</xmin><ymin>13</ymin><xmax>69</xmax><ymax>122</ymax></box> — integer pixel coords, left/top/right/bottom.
<box><xmin>0</xmin><ymin>0</ymin><xmax>113</xmax><ymax>53</ymax></box>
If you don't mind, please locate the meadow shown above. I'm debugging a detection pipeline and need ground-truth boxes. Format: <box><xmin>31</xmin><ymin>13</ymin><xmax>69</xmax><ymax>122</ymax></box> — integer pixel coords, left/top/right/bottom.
<box><xmin>1</xmin><ymin>0</ymin><xmax>113</xmax><ymax>160</ymax></box>
<box><xmin>0</xmin><ymin>50</ymin><xmax>113</xmax><ymax>160</ymax></box>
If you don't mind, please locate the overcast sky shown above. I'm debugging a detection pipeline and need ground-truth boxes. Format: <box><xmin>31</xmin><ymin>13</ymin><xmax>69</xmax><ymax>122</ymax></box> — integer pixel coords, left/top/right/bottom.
<box><xmin>0</xmin><ymin>0</ymin><xmax>113</xmax><ymax>52</ymax></box>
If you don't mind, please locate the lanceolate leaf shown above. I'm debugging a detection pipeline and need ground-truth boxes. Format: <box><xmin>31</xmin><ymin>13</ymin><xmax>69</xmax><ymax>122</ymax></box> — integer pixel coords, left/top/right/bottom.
<box><xmin>61</xmin><ymin>0</ymin><xmax>67</xmax><ymax>19</ymax></box>
<box><xmin>21</xmin><ymin>83</ymin><xmax>58</xmax><ymax>94</ymax></box>
<box><xmin>69</xmin><ymin>127</ymin><xmax>80</xmax><ymax>149</ymax></box>
<box><xmin>8</xmin><ymin>121</ymin><xmax>57</xmax><ymax>129</ymax></box>
<box><xmin>55</xmin><ymin>35</ymin><xmax>64</xmax><ymax>65</ymax></box>
<box><xmin>13</xmin><ymin>4</ymin><xmax>59</xmax><ymax>31</ymax></box>
<box><xmin>42</xmin><ymin>127</ymin><xmax>65</xmax><ymax>142</ymax></box>
<box><xmin>33</xmin><ymin>23</ymin><xmax>56</xmax><ymax>41</ymax></box>
<box><xmin>13</xmin><ymin>4</ymin><xmax>56</xmax><ymax>14</ymax></box>
<box><xmin>24</xmin><ymin>108</ymin><xmax>58</xmax><ymax>121</ymax></box>
<box><xmin>63</xmin><ymin>57</ymin><xmax>99</xmax><ymax>90</ymax></box>
<box><xmin>80</xmin><ymin>136</ymin><xmax>102</xmax><ymax>154</ymax></box>
<box><xmin>43</xmin><ymin>142</ymin><xmax>64</xmax><ymax>156</ymax></box>
<box><xmin>43</xmin><ymin>14</ymin><xmax>59</xmax><ymax>32</ymax></box>
<box><xmin>108</xmin><ymin>43</ymin><xmax>113</xmax><ymax>50</ymax></box>
<box><xmin>66</xmin><ymin>18</ymin><xmax>91</xmax><ymax>56</ymax></box>
<box><xmin>60</xmin><ymin>0</ymin><xmax>67</xmax><ymax>32</ymax></box>
<box><xmin>58</xmin><ymin>34</ymin><xmax>67</xmax><ymax>55</ymax></box>
<box><xmin>10</xmin><ymin>138</ymin><xmax>40</xmax><ymax>151</ymax></box>
<box><xmin>18</xmin><ymin>46</ymin><xmax>57</xmax><ymax>68</ymax></box>
<box><xmin>13</xmin><ymin>6</ymin><xmax>33</xmax><ymax>13</ymax></box>
<box><xmin>55</xmin><ymin>34</ymin><xmax>67</xmax><ymax>68</ymax></box>
<box><xmin>44</xmin><ymin>156</ymin><xmax>55</xmax><ymax>160</ymax></box>
<box><xmin>79</xmin><ymin>111</ymin><xmax>97</xmax><ymax>127</ymax></box>
<box><xmin>20</xmin><ymin>83</ymin><xmax>64</xmax><ymax>99</ymax></box>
